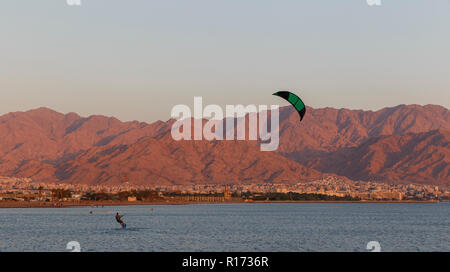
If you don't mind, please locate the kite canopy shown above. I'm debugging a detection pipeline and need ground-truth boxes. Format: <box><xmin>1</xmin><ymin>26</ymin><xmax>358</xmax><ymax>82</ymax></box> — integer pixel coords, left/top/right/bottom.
<box><xmin>272</xmin><ymin>91</ymin><xmax>306</xmax><ymax>121</ymax></box>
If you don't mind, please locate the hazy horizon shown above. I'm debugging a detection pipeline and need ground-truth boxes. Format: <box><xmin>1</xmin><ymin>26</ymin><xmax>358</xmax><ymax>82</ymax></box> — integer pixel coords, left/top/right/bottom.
<box><xmin>1</xmin><ymin>0</ymin><xmax>449</xmax><ymax>122</ymax></box>
<box><xmin>1</xmin><ymin>103</ymin><xmax>447</xmax><ymax>124</ymax></box>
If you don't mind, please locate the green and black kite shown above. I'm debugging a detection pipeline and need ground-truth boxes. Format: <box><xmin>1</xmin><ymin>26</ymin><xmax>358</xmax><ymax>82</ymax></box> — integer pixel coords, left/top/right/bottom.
<box><xmin>272</xmin><ymin>91</ymin><xmax>306</xmax><ymax>121</ymax></box>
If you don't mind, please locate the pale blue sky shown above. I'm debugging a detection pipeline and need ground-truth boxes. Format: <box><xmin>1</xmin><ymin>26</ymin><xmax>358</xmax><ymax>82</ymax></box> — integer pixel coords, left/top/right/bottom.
<box><xmin>0</xmin><ymin>0</ymin><xmax>449</xmax><ymax>122</ymax></box>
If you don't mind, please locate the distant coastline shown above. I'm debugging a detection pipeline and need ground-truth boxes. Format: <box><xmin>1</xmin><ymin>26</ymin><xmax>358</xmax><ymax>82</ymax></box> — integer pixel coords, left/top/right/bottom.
<box><xmin>0</xmin><ymin>199</ymin><xmax>441</xmax><ymax>209</ymax></box>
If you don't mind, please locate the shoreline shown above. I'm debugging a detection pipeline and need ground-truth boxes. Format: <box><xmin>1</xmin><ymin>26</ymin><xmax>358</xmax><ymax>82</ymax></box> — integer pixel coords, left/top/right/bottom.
<box><xmin>252</xmin><ymin>200</ymin><xmax>440</xmax><ymax>204</ymax></box>
<box><xmin>0</xmin><ymin>199</ymin><xmax>441</xmax><ymax>208</ymax></box>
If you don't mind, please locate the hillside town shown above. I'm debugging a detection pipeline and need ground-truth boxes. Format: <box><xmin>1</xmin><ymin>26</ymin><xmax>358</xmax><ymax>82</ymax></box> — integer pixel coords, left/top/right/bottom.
<box><xmin>1</xmin><ymin>176</ymin><xmax>449</xmax><ymax>203</ymax></box>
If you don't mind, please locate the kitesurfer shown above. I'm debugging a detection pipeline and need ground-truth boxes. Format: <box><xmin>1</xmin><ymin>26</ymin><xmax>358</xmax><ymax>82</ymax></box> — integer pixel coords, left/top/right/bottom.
<box><xmin>115</xmin><ymin>212</ymin><xmax>126</xmax><ymax>228</ymax></box>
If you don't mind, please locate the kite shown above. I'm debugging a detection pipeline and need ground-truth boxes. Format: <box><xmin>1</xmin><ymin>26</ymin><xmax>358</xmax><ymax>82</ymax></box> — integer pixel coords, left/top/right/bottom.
<box><xmin>272</xmin><ymin>91</ymin><xmax>306</xmax><ymax>121</ymax></box>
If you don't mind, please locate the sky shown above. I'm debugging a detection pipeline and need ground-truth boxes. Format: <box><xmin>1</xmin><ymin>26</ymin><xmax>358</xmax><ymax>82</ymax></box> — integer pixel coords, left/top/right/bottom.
<box><xmin>0</xmin><ymin>0</ymin><xmax>449</xmax><ymax>122</ymax></box>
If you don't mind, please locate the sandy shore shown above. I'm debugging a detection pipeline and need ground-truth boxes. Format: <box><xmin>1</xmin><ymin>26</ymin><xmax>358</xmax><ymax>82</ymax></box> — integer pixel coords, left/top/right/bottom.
<box><xmin>0</xmin><ymin>199</ymin><xmax>440</xmax><ymax>208</ymax></box>
<box><xmin>252</xmin><ymin>200</ymin><xmax>439</xmax><ymax>204</ymax></box>
<box><xmin>0</xmin><ymin>200</ymin><xmax>234</xmax><ymax>208</ymax></box>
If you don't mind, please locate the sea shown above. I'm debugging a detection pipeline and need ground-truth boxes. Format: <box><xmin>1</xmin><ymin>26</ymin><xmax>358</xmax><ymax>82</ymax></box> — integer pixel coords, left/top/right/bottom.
<box><xmin>0</xmin><ymin>203</ymin><xmax>448</xmax><ymax>252</ymax></box>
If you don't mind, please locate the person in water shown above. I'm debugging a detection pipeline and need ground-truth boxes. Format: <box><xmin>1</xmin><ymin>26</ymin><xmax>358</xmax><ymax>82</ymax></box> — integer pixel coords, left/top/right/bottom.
<box><xmin>115</xmin><ymin>212</ymin><xmax>125</xmax><ymax>228</ymax></box>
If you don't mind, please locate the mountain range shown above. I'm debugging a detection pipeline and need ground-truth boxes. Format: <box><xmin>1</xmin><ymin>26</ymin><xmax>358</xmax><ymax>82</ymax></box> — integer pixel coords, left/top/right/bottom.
<box><xmin>0</xmin><ymin>104</ymin><xmax>448</xmax><ymax>186</ymax></box>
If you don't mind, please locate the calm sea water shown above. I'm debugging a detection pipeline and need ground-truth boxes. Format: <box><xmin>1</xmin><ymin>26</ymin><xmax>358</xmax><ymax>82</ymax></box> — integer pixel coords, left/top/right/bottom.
<box><xmin>0</xmin><ymin>203</ymin><xmax>448</xmax><ymax>252</ymax></box>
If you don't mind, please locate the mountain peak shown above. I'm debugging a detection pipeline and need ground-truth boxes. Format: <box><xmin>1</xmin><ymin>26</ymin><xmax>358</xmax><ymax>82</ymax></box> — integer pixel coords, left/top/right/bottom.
<box><xmin>26</xmin><ymin>107</ymin><xmax>62</xmax><ymax>115</ymax></box>
<box><xmin>0</xmin><ymin>104</ymin><xmax>448</xmax><ymax>186</ymax></box>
